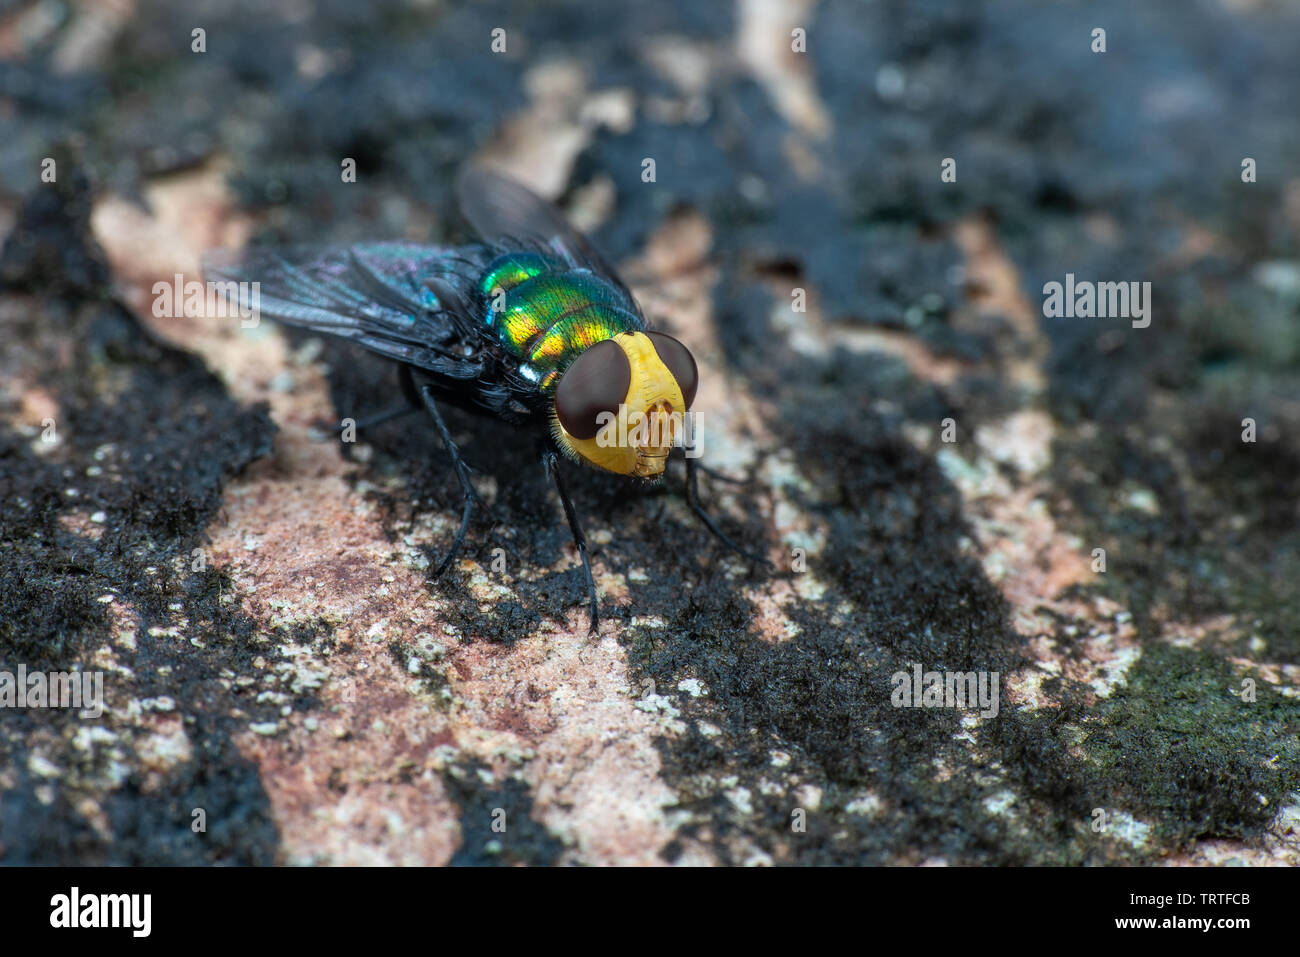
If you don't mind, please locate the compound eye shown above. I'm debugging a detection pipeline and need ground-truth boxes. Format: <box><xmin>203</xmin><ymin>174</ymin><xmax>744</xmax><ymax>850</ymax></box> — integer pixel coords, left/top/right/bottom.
<box><xmin>555</xmin><ymin>338</ymin><xmax>631</xmax><ymax>440</ymax></box>
<box><xmin>646</xmin><ymin>332</ymin><xmax>698</xmax><ymax>409</ymax></box>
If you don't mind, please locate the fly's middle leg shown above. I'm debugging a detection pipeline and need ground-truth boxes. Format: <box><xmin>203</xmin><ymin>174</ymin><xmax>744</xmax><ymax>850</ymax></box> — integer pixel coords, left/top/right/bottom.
<box><xmin>415</xmin><ymin>380</ymin><xmax>479</xmax><ymax>578</ymax></box>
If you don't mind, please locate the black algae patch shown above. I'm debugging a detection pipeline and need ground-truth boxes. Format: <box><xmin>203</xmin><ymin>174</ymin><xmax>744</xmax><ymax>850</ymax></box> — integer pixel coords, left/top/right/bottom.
<box><xmin>1048</xmin><ymin>412</ymin><xmax>1300</xmax><ymax>664</ymax></box>
<box><xmin>441</xmin><ymin>762</ymin><xmax>565</xmax><ymax>866</ymax></box>
<box><xmin>0</xmin><ymin>167</ymin><xmax>285</xmax><ymax>863</ymax></box>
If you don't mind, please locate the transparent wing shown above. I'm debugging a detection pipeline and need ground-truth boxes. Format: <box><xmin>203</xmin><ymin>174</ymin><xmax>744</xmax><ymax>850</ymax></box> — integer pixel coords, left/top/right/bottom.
<box><xmin>456</xmin><ymin>165</ymin><xmax>632</xmax><ymax>296</ymax></box>
<box><xmin>202</xmin><ymin>242</ymin><xmax>489</xmax><ymax>378</ymax></box>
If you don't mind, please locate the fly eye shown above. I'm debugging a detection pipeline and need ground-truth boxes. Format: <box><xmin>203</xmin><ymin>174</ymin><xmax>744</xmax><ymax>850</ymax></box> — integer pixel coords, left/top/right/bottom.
<box><xmin>646</xmin><ymin>332</ymin><xmax>698</xmax><ymax>408</ymax></box>
<box><xmin>555</xmin><ymin>338</ymin><xmax>631</xmax><ymax>439</ymax></box>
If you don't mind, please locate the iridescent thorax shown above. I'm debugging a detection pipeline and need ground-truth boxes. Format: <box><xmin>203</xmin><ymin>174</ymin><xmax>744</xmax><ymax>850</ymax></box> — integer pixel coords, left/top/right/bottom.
<box><xmin>478</xmin><ymin>252</ymin><xmax>642</xmax><ymax>390</ymax></box>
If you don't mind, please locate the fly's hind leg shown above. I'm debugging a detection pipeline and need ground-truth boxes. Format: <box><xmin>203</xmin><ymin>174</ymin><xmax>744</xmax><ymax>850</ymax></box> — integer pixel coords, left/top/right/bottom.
<box><xmin>543</xmin><ymin>449</ymin><xmax>599</xmax><ymax>634</ymax></box>
<box><xmin>414</xmin><ymin>377</ymin><xmax>479</xmax><ymax>578</ymax></box>
<box><xmin>333</xmin><ymin>364</ymin><xmax>423</xmax><ymax>436</ymax></box>
<box><xmin>684</xmin><ymin>454</ymin><xmax>771</xmax><ymax>567</ymax></box>
<box><xmin>336</xmin><ymin>404</ymin><xmax>420</xmax><ymax>434</ymax></box>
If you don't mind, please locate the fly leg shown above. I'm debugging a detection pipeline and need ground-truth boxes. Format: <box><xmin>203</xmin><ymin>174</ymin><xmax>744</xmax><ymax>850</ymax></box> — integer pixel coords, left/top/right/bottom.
<box><xmin>333</xmin><ymin>364</ymin><xmax>423</xmax><ymax>435</ymax></box>
<box><xmin>684</xmin><ymin>454</ymin><xmax>771</xmax><ymax>567</ymax></box>
<box><xmin>335</xmin><ymin>404</ymin><xmax>420</xmax><ymax>435</ymax></box>
<box><xmin>543</xmin><ymin>449</ymin><xmax>599</xmax><ymax>634</ymax></box>
<box><xmin>415</xmin><ymin>381</ymin><xmax>478</xmax><ymax>578</ymax></box>
<box><xmin>696</xmin><ymin>463</ymin><xmax>748</xmax><ymax>484</ymax></box>
<box><xmin>670</xmin><ymin>457</ymin><xmax>749</xmax><ymax>485</ymax></box>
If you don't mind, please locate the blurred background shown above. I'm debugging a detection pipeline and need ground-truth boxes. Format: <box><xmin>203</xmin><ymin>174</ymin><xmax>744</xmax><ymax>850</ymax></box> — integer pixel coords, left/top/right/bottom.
<box><xmin>1</xmin><ymin>0</ymin><xmax>1298</xmax><ymax>866</ymax></box>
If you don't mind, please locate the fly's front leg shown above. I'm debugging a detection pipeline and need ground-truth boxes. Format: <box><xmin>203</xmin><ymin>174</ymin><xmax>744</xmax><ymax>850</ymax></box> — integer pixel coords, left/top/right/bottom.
<box><xmin>416</xmin><ymin>379</ymin><xmax>478</xmax><ymax>578</ymax></box>
<box><xmin>543</xmin><ymin>449</ymin><xmax>599</xmax><ymax>634</ymax></box>
<box><xmin>684</xmin><ymin>453</ymin><xmax>771</xmax><ymax>567</ymax></box>
<box><xmin>670</xmin><ymin>456</ymin><xmax>749</xmax><ymax>485</ymax></box>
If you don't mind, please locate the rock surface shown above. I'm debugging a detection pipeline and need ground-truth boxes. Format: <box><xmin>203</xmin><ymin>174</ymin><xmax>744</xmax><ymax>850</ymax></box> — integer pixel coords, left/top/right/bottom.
<box><xmin>1</xmin><ymin>0</ymin><xmax>1298</xmax><ymax>865</ymax></box>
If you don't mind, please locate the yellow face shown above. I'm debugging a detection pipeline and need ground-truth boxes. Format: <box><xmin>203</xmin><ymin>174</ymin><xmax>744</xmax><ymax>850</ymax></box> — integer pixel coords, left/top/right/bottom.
<box><xmin>552</xmin><ymin>331</ymin><xmax>699</xmax><ymax>478</ymax></box>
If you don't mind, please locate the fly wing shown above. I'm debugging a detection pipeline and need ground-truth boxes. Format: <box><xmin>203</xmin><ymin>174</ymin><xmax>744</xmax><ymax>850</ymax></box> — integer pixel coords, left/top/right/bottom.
<box><xmin>456</xmin><ymin>165</ymin><xmax>634</xmax><ymax>297</ymax></box>
<box><xmin>202</xmin><ymin>242</ymin><xmax>490</xmax><ymax>379</ymax></box>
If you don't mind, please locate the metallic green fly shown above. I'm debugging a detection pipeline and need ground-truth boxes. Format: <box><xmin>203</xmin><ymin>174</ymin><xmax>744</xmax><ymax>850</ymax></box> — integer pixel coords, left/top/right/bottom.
<box><xmin>204</xmin><ymin>167</ymin><xmax>768</xmax><ymax>631</ymax></box>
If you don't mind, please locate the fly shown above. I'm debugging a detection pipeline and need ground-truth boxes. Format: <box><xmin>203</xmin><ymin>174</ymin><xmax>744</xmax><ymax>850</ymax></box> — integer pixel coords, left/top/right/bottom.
<box><xmin>204</xmin><ymin>166</ymin><xmax>768</xmax><ymax>631</ymax></box>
